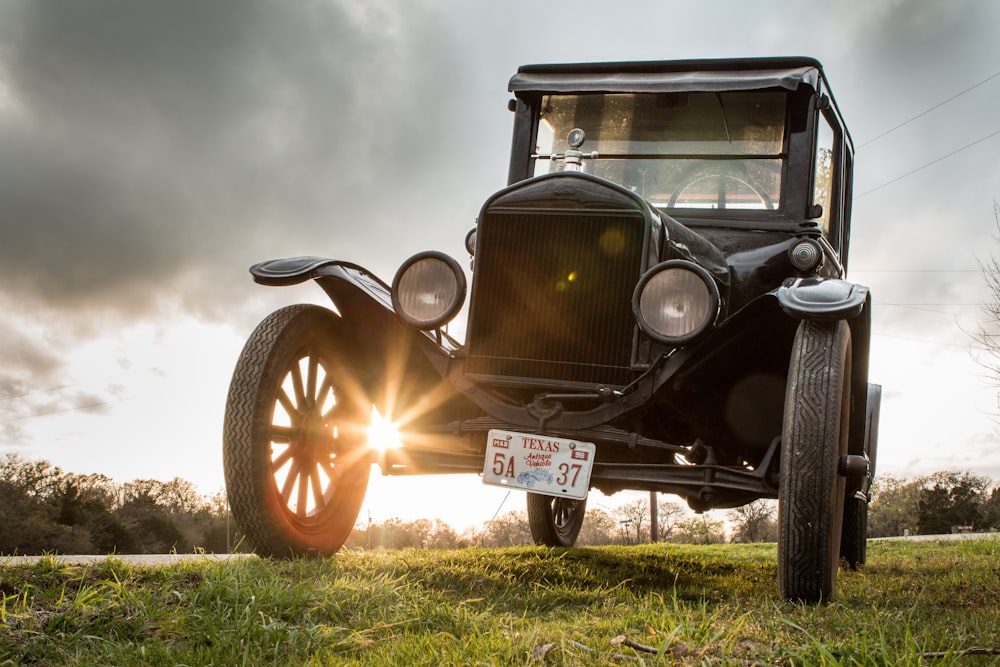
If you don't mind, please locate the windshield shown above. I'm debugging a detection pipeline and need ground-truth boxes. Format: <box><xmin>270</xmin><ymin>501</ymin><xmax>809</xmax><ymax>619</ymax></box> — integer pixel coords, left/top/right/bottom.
<box><xmin>534</xmin><ymin>91</ymin><xmax>787</xmax><ymax>211</ymax></box>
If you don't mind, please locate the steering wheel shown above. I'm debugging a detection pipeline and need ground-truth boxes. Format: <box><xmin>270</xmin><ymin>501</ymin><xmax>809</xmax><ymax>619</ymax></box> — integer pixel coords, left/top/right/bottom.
<box><xmin>667</xmin><ymin>164</ymin><xmax>775</xmax><ymax>210</ymax></box>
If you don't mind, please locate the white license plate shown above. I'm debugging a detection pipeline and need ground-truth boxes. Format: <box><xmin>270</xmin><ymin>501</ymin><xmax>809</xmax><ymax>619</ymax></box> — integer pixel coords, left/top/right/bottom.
<box><xmin>482</xmin><ymin>429</ymin><xmax>595</xmax><ymax>500</ymax></box>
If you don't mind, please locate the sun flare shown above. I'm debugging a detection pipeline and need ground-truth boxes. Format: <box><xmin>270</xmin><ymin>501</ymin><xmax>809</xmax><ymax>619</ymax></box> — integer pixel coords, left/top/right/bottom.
<box><xmin>367</xmin><ymin>407</ymin><xmax>404</xmax><ymax>452</ymax></box>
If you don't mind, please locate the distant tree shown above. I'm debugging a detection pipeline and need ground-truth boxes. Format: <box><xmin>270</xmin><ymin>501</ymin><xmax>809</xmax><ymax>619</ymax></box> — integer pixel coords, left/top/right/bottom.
<box><xmin>577</xmin><ymin>509</ymin><xmax>617</xmax><ymax>546</ymax></box>
<box><xmin>121</xmin><ymin>478</ymin><xmax>200</xmax><ymax>515</ymax></box>
<box><xmin>655</xmin><ymin>500</ymin><xmax>686</xmax><ymax>542</ymax></box>
<box><xmin>0</xmin><ymin>454</ymin><xmax>63</xmax><ymax>498</ymax></box>
<box><xmin>56</xmin><ymin>482</ymin><xmax>88</xmax><ymax>527</ymax></box>
<box><xmin>477</xmin><ymin>511</ymin><xmax>534</xmax><ymax>547</ymax></box>
<box><xmin>728</xmin><ymin>499</ymin><xmax>777</xmax><ymax>543</ymax></box>
<box><xmin>374</xmin><ymin>517</ymin><xmax>432</xmax><ymax>549</ymax></box>
<box><xmin>345</xmin><ymin>516</ymin><xmax>374</xmax><ymax>550</ymax></box>
<box><xmin>917</xmin><ymin>471</ymin><xmax>990</xmax><ymax>534</ymax></box>
<box><xmin>368</xmin><ymin>517</ymin><xmax>461</xmax><ymax>550</ymax></box>
<box><xmin>917</xmin><ymin>484</ymin><xmax>952</xmax><ymax>535</ymax></box>
<box><xmin>64</xmin><ymin>472</ymin><xmax>119</xmax><ymax>509</ymax></box>
<box><xmin>49</xmin><ymin>472</ymin><xmax>138</xmax><ymax>552</ymax></box>
<box><xmin>868</xmin><ymin>475</ymin><xmax>924</xmax><ymax>537</ymax></box>
<box><xmin>673</xmin><ymin>515</ymin><xmax>726</xmax><ymax>544</ymax></box>
<box><xmin>118</xmin><ymin>488</ymin><xmax>190</xmax><ymax>553</ymax></box>
<box><xmin>157</xmin><ymin>478</ymin><xmax>203</xmax><ymax>515</ymax></box>
<box><xmin>0</xmin><ymin>454</ymin><xmax>236</xmax><ymax>554</ymax></box>
<box><xmin>982</xmin><ymin>487</ymin><xmax>1000</xmax><ymax>530</ymax></box>
<box><xmin>89</xmin><ymin>510</ymin><xmax>140</xmax><ymax>554</ymax></box>
<box><xmin>198</xmin><ymin>491</ymin><xmax>235</xmax><ymax>553</ymax></box>
<box><xmin>0</xmin><ymin>455</ymin><xmax>63</xmax><ymax>555</ymax></box>
<box><xmin>424</xmin><ymin>519</ymin><xmax>461</xmax><ymax>549</ymax></box>
<box><xmin>616</xmin><ymin>499</ymin><xmax>648</xmax><ymax>544</ymax></box>
<box><xmin>970</xmin><ymin>200</ymin><xmax>1000</xmax><ymax>411</ymax></box>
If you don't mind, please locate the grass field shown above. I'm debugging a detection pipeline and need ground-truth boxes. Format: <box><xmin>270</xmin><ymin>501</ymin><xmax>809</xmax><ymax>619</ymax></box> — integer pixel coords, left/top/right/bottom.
<box><xmin>2</xmin><ymin>538</ymin><xmax>999</xmax><ymax>665</ymax></box>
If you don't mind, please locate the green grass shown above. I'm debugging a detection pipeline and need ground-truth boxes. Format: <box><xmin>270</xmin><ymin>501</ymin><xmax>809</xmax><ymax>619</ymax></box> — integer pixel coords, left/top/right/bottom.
<box><xmin>2</xmin><ymin>539</ymin><xmax>999</xmax><ymax>665</ymax></box>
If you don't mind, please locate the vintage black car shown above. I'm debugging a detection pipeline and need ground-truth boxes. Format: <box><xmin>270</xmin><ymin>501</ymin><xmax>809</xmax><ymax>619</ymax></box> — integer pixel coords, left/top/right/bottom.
<box><xmin>223</xmin><ymin>56</ymin><xmax>880</xmax><ymax>602</ymax></box>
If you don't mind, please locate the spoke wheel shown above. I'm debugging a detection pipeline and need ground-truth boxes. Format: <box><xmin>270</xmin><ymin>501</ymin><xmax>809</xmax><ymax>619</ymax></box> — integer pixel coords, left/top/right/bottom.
<box><xmin>527</xmin><ymin>493</ymin><xmax>586</xmax><ymax>547</ymax></box>
<box><xmin>224</xmin><ymin>305</ymin><xmax>370</xmax><ymax>557</ymax></box>
<box><xmin>778</xmin><ymin>319</ymin><xmax>851</xmax><ymax>602</ymax></box>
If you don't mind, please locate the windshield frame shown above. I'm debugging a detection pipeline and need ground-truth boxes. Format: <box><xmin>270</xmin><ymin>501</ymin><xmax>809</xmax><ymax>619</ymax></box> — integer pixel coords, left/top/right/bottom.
<box><xmin>505</xmin><ymin>58</ymin><xmax>846</xmax><ymax>234</ymax></box>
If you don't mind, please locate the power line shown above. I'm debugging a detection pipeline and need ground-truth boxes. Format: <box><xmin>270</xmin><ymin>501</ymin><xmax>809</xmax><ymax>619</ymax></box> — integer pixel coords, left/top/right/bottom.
<box><xmin>0</xmin><ymin>383</ymin><xmax>83</xmax><ymax>402</ymax></box>
<box><xmin>872</xmin><ymin>330</ymin><xmax>978</xmax><ymax>350</ymax></box>
<box><xmin>855</xmin><ymin>128</ymin><xmax>1000</xmax><ymax>200</ymax></box>
<box><xmin>876</xmin><ymin>303</ymin><xmax>985</xmax><ymax>320</ymax></box>
<box><xmin>0</xmin><ymin>398</ymin><xmax>129</xmax><ymax>424</ymax></box>
<box><xmin>858</xmin><ymin>69</ymin><xmax>1000</xmax><ymax>148</ymax></box>
<box><xmin>851</xmin><ymin>269</ymin><xmax>979</xmax><ymax>274</ymax></box>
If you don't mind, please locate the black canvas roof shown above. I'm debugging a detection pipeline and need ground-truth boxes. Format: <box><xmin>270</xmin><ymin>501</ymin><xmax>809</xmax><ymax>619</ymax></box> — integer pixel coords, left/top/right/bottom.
<box><xmin>509</xmin><ymin>56</ymin><xmax>823</xmax><ymax>95</ymax></box>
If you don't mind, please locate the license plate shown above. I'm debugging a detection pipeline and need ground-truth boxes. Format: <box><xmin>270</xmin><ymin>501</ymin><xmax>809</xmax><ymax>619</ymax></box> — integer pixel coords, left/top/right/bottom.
<box><xmin>482</xmin><ymin>429</ymin><xmax>595</xmax><ymax>500</ymax></box>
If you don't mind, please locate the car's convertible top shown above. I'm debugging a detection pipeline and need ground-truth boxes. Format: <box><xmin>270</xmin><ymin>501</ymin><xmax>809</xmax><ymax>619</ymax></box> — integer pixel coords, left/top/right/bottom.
<box><xmin>509</xmin><ymin>56</ymin><xmax>822</xmax><ymax>94</ymax></box>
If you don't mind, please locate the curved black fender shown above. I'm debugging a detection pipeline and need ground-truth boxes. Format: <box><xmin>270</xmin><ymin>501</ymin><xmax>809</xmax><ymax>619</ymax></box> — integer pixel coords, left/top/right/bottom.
<box><xmin>777</xmin><ymin>275</ymin><xmax>874</xmax><ymax>459</ymax></box>
<box><xmin>248</xmin><ymin>256</ymin><xmax>477</xmax><ymax>431</ymax></box>
<box><xmin>776</xmin><ymin>276</ymin><xmax>868</xmax><ymax>320</ymax></box>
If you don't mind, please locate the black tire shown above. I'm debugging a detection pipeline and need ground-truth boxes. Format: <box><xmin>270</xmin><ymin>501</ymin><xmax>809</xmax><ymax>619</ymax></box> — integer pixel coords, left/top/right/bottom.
<box><xmin>527</xmin><ymin>493</ymin><xmax>586</xmax><ymax>547</ymax></box>
<box><xmin>223</xmin><ymin>305</ymin><xmax>371</xmax><ymax>557</ymax></box>
<box><xmin>863</xmin><ymin>384</ymin><xmax>881</xmax><ymax>480</ymax></box>
<box><xmin>840</xmin><ymin>384</ymin><xmax>881</xmax><ymax>570</ymax></box>
<box><xmin>778</xmin><ymin>319</ymin><xmax>851</xmax><ymax>602</ymax></box>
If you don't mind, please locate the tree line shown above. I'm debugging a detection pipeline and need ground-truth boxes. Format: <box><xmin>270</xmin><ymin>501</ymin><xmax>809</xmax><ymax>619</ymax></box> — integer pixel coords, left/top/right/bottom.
<box><xmin>347</xmin><ymin>500</ymin><xmax>739</xmax><ymax>550</ymax></box>
<box><xmin>0</xmin><ymin>454</ymin><xmax>230</xmax><ymax>556</ymax></box>
<box><xmin>2</xmin><ymin>453</ymin><xmax>999</xmax><ymax>556</ymax></box>
<box><xmin>868</xmin><ymin>471</ymin><xmax>1000</xmax><ymax>537</ymax></box>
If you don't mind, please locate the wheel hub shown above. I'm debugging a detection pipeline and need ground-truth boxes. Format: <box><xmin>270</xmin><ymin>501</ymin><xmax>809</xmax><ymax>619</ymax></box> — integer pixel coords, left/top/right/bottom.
<box><xmin>298</xmin><ymin>410</ymin><xmax>334</xmax><ymax>464</ymax></box>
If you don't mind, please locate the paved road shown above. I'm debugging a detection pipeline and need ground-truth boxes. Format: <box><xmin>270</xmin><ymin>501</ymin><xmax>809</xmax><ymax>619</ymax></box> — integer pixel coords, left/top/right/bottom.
<box><xmin>871</xmin><ymin>532</ymin><xmax>1000</xmax><ymax>542</ymax></box>
<box><xmin>1</xmin><ymin>553</ymin><xmax>255</xmax><ymax>566</ymax></box>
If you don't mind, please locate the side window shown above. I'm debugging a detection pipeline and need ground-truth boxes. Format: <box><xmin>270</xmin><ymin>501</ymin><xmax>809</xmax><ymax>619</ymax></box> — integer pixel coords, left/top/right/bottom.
<box><xmin>813</xmin><ymin>111</ymin><xmax>835</xmax><ymax>238</ymax></box>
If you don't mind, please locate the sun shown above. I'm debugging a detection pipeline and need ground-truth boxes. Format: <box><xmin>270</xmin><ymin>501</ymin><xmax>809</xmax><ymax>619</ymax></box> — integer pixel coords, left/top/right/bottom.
<box><xmin>367</xmin><ymin>407</ymin><xmax>403</xmax><ymax>453</ymax></box>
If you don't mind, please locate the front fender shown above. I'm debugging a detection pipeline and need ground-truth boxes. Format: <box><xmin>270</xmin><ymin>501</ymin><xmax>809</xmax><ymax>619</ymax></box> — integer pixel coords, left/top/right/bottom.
<box><xmin>251</xmin><ymin>256</ymin><xmax>374</xmax><ymax>287</ymax></box>
<box><xmin>777</xmin><ymin>276</ymin><xmax>869</xmax><ymax>320</ymax></box>
<box><xmin>248</xmin><ymin>256</ymin><xmax>474</xmax><ymax>422</ymax></box>
<box><xmin>777</xmin><ymin>275</ymin><xmax>874</xmax><ymax>458</ymax></box>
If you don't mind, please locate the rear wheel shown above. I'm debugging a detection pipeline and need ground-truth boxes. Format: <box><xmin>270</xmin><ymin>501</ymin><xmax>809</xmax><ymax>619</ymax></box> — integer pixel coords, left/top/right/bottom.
<box><xmin>778</xmin><ymin>319</ymin><xmax>851</xmax><ymax>602</ymax></box>
<box><xmin>223</xmin><ymin>305</ymin><xmax>371</xmax><ymax>557</ymax></box>
<box><xmin>527</xmin><ymin>493</ymin><xmax>586</xmax><ymax>547</ymax></box>
<box><xmin>840</xmin><ymin>383</ymin><xmax>881</xmax><ymax>569</ymax></box>
<box><xmin>840</xmin><ymin>496</ymin><xmax>868</xmax><ymax>570</ymax></box>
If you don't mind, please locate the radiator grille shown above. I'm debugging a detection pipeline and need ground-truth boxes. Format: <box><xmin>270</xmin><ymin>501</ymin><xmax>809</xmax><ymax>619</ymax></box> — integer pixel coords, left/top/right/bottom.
<box><xmin>466</xmin><ymin>210</ymin><xmax>645</xmax><ymax>385</ymax></box>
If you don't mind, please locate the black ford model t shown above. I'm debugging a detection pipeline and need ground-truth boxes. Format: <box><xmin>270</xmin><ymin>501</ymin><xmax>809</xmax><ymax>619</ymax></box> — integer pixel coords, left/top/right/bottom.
<box><xmin>224</xmin><ymin>57</ymin><xmax>880</xmax><ymax>602</ymax></box>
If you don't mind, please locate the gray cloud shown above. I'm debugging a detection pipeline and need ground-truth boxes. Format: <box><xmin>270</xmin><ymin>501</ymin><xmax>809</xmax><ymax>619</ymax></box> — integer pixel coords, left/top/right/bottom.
<box><xmin>3</xmin><ymin>0</ymin><xmax>996</xmax><ymax>322</ymax></box>
<box><xmin>0</xmin><ymin>300</ymin><xmax>117</xmax><ymax>436</ymax></box>
<box><xmin>0</xmin><ymin>0</ymin><xmax>503</xmax><ymax>320</ymax></box>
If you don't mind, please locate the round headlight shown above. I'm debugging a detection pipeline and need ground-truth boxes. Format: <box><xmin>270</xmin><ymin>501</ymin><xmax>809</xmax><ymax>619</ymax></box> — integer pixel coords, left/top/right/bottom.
<box><xmin>633</xmin><ymin>261</ymin><xmax>719</xmax><ymax>343</ymax></box>
<box><xmin>465</xmin><ymin>228</ymin><xmax>477</xmax><ymax>256</ymax></box>
<box><xmin>391</xmin><ymin>251</ymin><xmax>467</xmax><ymax>330</ymax></box>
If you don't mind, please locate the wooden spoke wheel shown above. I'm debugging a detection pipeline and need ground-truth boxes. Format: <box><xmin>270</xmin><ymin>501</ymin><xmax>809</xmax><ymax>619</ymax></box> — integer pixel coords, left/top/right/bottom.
<box><xmin>224</xmin><ymin>305</ymin><xmax>370</xmax><ymax>557</ymax></box>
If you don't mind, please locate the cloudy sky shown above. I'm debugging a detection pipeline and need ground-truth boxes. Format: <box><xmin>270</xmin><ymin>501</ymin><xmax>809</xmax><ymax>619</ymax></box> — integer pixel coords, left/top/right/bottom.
<box><xmin>2</xmin><ymin>0</ymin><xmax>1000</xmax><ymax>529</ymax></box>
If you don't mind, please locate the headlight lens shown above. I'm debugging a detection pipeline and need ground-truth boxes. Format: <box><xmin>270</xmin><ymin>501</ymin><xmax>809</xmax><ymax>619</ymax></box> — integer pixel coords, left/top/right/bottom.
<box><xmin>465</xmin><ymin>228</ymin><xmax>477</xmax><ymax>256</ymax></box>
<box><xmin>391</xmin><ymin>251</ymin><xmax>466</xmax><ymax>329</ymax></box>
<box><xmin>633</xmin><ymin>261</ymin><xmax>719</xmax><ymax>343</ymax></box>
